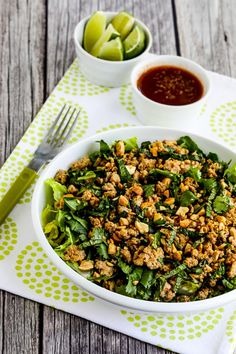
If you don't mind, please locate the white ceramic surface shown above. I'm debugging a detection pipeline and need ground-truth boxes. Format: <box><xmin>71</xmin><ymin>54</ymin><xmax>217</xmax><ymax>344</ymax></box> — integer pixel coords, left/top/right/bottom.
<box><xmin>32</xmin><ymin>126</ymin><xmax>236</xmax><ymax>314</ymax></box>
<box><xmin>131</xmin><ymin>55</ymin><xmax>211</xmax><ymax>129</ymax></box>
<box><xmin>73</xmin><ymin>12</ymin><xmax>152</xmax><ymax>87</ymax></box>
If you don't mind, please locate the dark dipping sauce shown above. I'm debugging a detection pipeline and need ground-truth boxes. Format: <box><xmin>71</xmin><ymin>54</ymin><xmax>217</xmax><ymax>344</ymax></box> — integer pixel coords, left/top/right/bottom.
<box><xmin>137</xmin><ymin>65</ymin><xmax>204</xmax><ymax>106</ymax></box>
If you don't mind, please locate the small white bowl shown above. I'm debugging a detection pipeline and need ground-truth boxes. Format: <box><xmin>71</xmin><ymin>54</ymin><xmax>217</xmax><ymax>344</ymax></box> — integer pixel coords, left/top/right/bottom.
<box><xmin>131</xmin><ymin>55</ymin><xmax>211</xmax><ymax>129</ymax></box>
<box><xmin>74</xmin><ymin>12</ymin><xmax>152</xmax><ymax>87</ymax></box>
<box><xmin>32</xmin><ymin>126</ymin><xmax>236</xmax><ymax>314</ymax></box>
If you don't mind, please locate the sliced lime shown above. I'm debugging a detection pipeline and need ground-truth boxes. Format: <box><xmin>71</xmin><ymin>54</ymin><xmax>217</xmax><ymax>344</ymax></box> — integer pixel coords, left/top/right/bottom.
<box><xmin>98</xmin><ymin>37</ymin><xmax>124</xmax><ymax>61</ymax></box>
<box><xmin>83</xmin><ymin>11</ymin><xmax>106</xmax><ymax>53</ymax></box>
<box><xmin>111</xmin><ymin>11</ymin><xmax>135</xmax><ymax>40</ymax></box>
<box><xmin>90</xmin><ymin>24</ymin><xmax>120</xmax><ymax>57</ymax></box>
<box><xmin>123</xmin><ymin>25</ymin><xmax>146</xmax><ymax>60</ymax></box>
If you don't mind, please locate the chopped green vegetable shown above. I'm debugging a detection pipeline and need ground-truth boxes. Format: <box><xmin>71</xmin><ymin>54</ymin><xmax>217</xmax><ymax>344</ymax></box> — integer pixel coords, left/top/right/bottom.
<box><xmin>177</xmin><ymin>136</ymin><xmax>204</xmax><ymax>155</ymax></box>
<box><xmin>124</xmin><ymin>137</ymin><xmax>138</xmax><ymax>152</ymax></box>
<box><xmin>186</xmin><ymin>167</ymin><xmax>202</xmax><ymax>181</ymax></box>
<box><xmin>180</xmin><ymin>190</ymin><xmax>197</xmax><ymax>207</ymax></box>
<box><xmin>45</xmin><ymin>178</ymin><xmax>67</xmax><ymax>201</ymax></box>
<box><xmin>117</xmin><ymin>159</ymin><xmax>132</xmax><ymax>182</ymax></box>
<box><xmin>213</xmin><ymin>195</ymin><xmax>231</xmax><ymax>214</ymax></box>
<box><xmin>225</xmin><ymin>162</ymin><xmax>236</xmax><ymax>184</ymax></box>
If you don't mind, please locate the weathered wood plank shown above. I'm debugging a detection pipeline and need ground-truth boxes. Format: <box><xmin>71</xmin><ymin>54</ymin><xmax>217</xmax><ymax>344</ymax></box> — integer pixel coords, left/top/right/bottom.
<box><xmin>174</xmin><ymin>0</ymin><xmax>236</xmax><ymax>77</ymax></box>
<box><xmin>0</xmin><ymin>0</ymin><xmax>45</xmax><ymax>353</ymax></box>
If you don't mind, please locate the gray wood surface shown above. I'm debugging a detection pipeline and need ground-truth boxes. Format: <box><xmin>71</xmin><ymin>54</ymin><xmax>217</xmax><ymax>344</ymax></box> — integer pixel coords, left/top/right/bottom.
<box><xmin>0</xmin><ymin>0</ymin><xmax>235</xmax><ymax>353</ymax></box>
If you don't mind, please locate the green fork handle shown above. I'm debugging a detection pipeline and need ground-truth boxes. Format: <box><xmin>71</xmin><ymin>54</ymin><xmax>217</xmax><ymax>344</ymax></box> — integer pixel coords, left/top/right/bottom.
<box><xmin>0</xmin><ymin>167</ymin><xmax>37</xmax><ymax>224</ymax></box>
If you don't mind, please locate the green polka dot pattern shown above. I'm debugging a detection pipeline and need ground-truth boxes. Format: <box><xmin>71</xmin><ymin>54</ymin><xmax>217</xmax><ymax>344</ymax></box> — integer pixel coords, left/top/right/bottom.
<box><xmin>119</xmin><ymin>85</ymin><xmax>136</xmax><ymax>116</ymax></box>
<box><xmin>96</xmin><ymin>123</ymin><xmax>136</xmax><ymax>133</ymax></box>
<box><xmin>21</xmin><ymin>95</ymin><xmax>89</xmax><ymax>147</ymax></box>
<box><xmin>199</xmin><ymin>103</ymin><xmax>207</xmax><ymax>116</ymax></box>
<box><xmin>0</xmin><ymin>146</ymin><xmax>33</xmax><ymax>202</ymax></box>
<box><xmin>209</xmin><ymin>101</ymin><xmax>236</xmax><ymax>147</ymax></box>
<box><xmin>225</xmin><ymin>310</ymin><xmax>236</xmax><ymax>345</ymax></box>
<box><xmin>120</xmin><ymin>307</ymin><xmax>224</xmax><ymax>341</ymax></box>
<box><xmin>57</xmin><ymin>59</ymin><xmax>110</xmax><ymax>96</ymax></box>
<box><xmin>0</xmin><ymin>217</ymin><xmax>18</xmax><ymax>260</ymax></box>
<box><xmin>15</xmin><ymin>242</ymin><xmax>94</xmax><ymax>303</ymax></box>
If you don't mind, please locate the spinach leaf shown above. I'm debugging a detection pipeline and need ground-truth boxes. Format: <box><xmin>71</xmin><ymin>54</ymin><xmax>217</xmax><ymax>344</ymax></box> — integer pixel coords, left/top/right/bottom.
<box><xmin>64</xmin><ymin>198</ymin><xmax>88</xmax><ymax>212</ymax></box>
<box><xmin>207</xmin><ymin>152</ymin><xmax>219</xmax><ymax>162</ymax></box>
<box><xmin>124</xmin><ymin>137</ymin><xmax>138</xmax><ymax>152</ymax></box>
<box><xmin>179</xmin><ymin>228</ymin><xmax>205</xmax><ymax>238</ymax></box>
<box><xmin>88</xmin><ymin>198</ymin><xmax>110</xmax><ymax>217</ymax></box>
<box><xmin>164</xmin><ymin>264</ymin><xmax>187</xmax><ymax>279</ymax></box>
<box><xmin>201</xmin><ymin>179</ymin><xmax>218</xmax><ymax>217</ymax></box>
<box><xmin>126</xmin><ymin>267</ymin><xmax>143</xmax><ymax>296</ymax></box>
<box><xmin>186</xmin><ymin>167</ymin><xmax>202</xmax><ymax>181</ymax></box>
<box><xmin>143</xmin><ymin>184</ymin><xmax>155</xmax><ymax>197</ymax></box>
<box><xmin>118</xmin><ymin>258</ymin><xmax>132</xmax><ymax>274</ymax></box>
<box><xmin>80</xmin><ymin>228</ymin><xmax>105</xmax><ymax>248</ymax></box>
<box><xmin>117</xmin><ymin>159</ymin><xmax>132</xmax><ymax>182</ymax></box>
<box><xmin>225</xmin><ymin>162</ymin><xmax>236</xmax><ymax>184</ymax></box>
<box><xmin>213</xmin><ymin>195</ymin><xmax>231</xmax><ymax>214</ymax></box>
<box><xmin>77</xmin><ymin>171</ymin><xmax>96</xmax><ymax>181</ymax></box>
<box><xmin>149</xmin><ymin>168</ymin><xmax>178</xmax><ymax>181</ymax></box>
<box><xmin>98</xmin><ymin>140</ymin><xmax>111</xmax><ymax>156</ymax></box>
<box><xmin>151</xmin><ymin>231</ymin><xmax>162</xmax><ymax>249</ymax></box>
<box><xmin>140</xmin><ymin>269</ymin><xmax>155</xmax><ymax>289</ymax></box>
<box><xmin>64</xmin><ymin>197</ymin><xmax>79</xmax><ymax>211</ymax></box>
<box><xmin>67</xmin><ymin>218</ymin><xmax>87</xmax><ymax>235</ymax></box>
<box><xmin>177</xmin><ymin>136</ymin><xmax>204</xmax><ymax>155</ymax></box>
<box><xmin>180</xmin><ymin>190</ymin><xmax>197</xmax><ymax>207</ymax></box>
<box><xmin>168</xmin><ymin>229</ymin><xmax>176</xmax><ymax>246</ymax></box>
<box><xmin>96</xmin><ymin>243</ymin><xmax>109</xmax><ymax>260</ymax></box>
<box><xmin>212</xmin><ymin>264</ymin><xmax>225</xmax><ymax>279</ymax></box>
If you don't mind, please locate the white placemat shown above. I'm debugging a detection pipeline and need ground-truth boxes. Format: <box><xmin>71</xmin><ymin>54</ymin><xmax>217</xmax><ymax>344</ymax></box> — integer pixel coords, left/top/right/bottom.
<box><xmin>1</xmin><ymin>54</ymin><xmax>236</xmax><ymax>354</ymax></box>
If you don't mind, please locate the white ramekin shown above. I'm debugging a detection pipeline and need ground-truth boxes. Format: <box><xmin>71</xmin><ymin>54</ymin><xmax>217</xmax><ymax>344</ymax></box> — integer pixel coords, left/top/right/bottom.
<box><xmin>131</xmin><ymin>55</ymin><xmax>211</xmax><ymax>129</ymax></box>
<box><xmin>74</xmin><ymin>12</ymin><xmax>152</xmax><ymax>87</ymax></box>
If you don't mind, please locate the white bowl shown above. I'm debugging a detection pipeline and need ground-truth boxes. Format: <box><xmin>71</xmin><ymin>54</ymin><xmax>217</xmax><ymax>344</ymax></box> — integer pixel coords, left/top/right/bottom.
<box><xmin>74</xmin><ymin>12</ymin><xmax>152</xmax><ymax>87</ymax></box>
<box><xmin>131</xmin><ymin>55</ymin><xmax>211</xmax><ymax>129</ymax></box>
<box><xmin>32</xmin><ymin>126</ymin><xmax>236</xmax><ymax>314</ymax></box>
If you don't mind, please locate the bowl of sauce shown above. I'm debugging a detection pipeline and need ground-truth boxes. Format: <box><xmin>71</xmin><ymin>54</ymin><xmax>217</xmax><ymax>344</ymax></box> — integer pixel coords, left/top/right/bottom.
<box><xmin>131</xmin><ymin>55</ymin><xmax>211</xmax><ymax>129</ymax></box>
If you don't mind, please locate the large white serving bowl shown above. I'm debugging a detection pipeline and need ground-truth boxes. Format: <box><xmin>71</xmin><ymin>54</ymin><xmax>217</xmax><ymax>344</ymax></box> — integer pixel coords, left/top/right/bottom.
<box><xmin>32</xmin><ymin>126</ymin><xmax>236</xmax><ymax>314</ymax></box>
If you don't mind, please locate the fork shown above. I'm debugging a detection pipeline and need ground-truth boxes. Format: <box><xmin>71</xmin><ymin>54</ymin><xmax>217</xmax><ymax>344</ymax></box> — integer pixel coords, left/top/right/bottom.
<box><xmin>0</xmin><ymin>105</ymin><xmax>80</xmax><ymax>224</ymax></box>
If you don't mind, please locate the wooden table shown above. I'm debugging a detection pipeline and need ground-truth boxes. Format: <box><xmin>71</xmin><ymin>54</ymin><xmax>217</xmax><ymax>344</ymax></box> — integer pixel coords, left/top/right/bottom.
<box><xmin>0</xmin><ymin>1</ymin><xmax>235</xmax><ymax>353</ymax></box>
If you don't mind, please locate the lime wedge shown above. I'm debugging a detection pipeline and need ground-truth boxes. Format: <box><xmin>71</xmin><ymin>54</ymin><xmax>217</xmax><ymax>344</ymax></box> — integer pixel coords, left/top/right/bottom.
<box><xmin>98</xmin><ymin>37</ymin><xmax>124</xmax><ymax>61</ymax></box>
<box><xmin>123</xmin><ymin>25</ymin><xmax>146</xmax><ymax>59</ymax></box>
<box><xmin>111</xmin><ymin>11</ymin><xmax>135</xmax><ymax>40</ymax></box>
<box><xmin>90</xmin><ymin>24</ymin><xmax>120</xmax><ymax>57</ymax></box>
<box><xmin>83</xmin><ymin>11</ymin><xmax>106</xmax><ymax>53</ymax></box>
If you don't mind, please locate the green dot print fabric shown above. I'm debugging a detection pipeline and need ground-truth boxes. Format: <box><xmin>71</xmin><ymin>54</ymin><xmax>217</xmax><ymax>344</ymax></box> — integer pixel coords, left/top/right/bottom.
<box><xmin>121</xmin><ymin>308</ymin><xmax>224</xmax><ymax>341</ymax></box>
<box><xmin>119</xmin><ymin>84</ymin><xmax>136</xmax><ymax>116</ymax></box>
<box><xmin>21</xmin><ymin>95</ymin><xmax>89</xmax><ymax>147</ymax></box>
<box><xmin>0</xmin><ymin>217</ymin><xmax>18</xmax><ymax>260</ymax></box>
<box><xmin>15</xmin><ymin>242</ymin><xmax>94</xmax><ymax>303</ymax></box>
<box><xmin>1</xmin><ymin>55</ymin><xmax>236</xmax><ymax>354</ymax></box>
<box><xmin>57</xmin><ymin>59</ymin><xmax>110</xmax><ymax>97</ymax></box>
<box><xmin>209</xmin><ymin>101</ymin><xmax>236</xmax><ymax>147</ymax></box>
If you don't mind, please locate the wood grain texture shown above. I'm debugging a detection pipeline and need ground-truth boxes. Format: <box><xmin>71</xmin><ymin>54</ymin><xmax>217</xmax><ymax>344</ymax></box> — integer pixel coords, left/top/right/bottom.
<box><xmin>175</xmin><ymin>0</ymin><xmax>236</xmax><ymax>77</ymax></box>
<box><xmin>2</xmin><ymin>1</ymin><xmax>236</xmax><ymax>354</ymax></box>
<box><xmin>0</xmin><ymin>0</ymin><xmax>45</xmax><ymax>353</ymax></box>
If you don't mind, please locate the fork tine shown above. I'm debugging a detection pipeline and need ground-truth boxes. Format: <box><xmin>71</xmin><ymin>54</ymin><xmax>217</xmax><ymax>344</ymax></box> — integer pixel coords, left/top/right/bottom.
<box><xmin>48</xmin><ymin>105</ymin><xmax>71</xmax><ymax>143</ymax></box>
<box><xmin>52</xmin><ymin>107</ymin><xmax>77</xmax><ymax>146</ymax></box>
<box><xmin>43</xmin><ymin>104</ymin><xmax>66</xmax><ymax>142</ymax></box>
<box><xmin>57</xmin><ymin>109</ymin><xmax>80</xmax><ymax>147</ymax></box>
